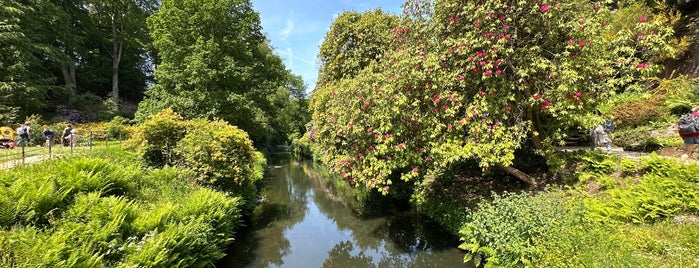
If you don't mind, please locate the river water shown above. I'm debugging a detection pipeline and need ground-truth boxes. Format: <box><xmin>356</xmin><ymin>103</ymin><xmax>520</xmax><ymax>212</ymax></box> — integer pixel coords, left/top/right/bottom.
<box><xmin>218</xmin><ymin>159</ymin><xmax>468</xmax><ymax>268</ymax></box>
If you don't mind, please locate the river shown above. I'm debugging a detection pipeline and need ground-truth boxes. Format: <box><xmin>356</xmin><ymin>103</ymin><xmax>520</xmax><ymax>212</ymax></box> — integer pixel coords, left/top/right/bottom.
<box><xmin>218</xmin><ymin>159</ymin><xmax>468</xmax><ymax>268</ymax></box>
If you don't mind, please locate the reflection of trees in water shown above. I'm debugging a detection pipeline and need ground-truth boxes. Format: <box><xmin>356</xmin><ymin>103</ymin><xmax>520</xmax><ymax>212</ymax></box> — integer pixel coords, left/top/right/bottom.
<box><xmin>322</xmin><ymin>241</ymin><xmax>375</xmax><ymax>268</ymax></box>
<box><xmin>298</xmin><ymin>161</ymin><xmax>462</xmax><ymax>266</ymax></box>
<box><xmin>221</xmin><ymin>163</ymin><xmax>311</xmax><ymax>267</ymax></box>
<box><xmin>322</xmin><ymin>240</ymin><xmax>454</xmax><ymax>268</ymax></box>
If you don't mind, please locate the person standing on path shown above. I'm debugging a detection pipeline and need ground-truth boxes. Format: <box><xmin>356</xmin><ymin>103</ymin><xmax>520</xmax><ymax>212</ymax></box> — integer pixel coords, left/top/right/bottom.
<box><xmin>62</xmin><ymin>124</ymin><xmax>72</xmax><ymax>146</ymax></box>
<box><xmin>42</xmin><ymin>126</ymin><xmax>55</xmax><ymax>147</ymax></box>
<box><xmin>590</xmin><ymin>110</ymin><xmax>613</xmax><ymax>153</ymax></box>
<box><xmin>16</xmin><ymin>122</ymin><xmax>31</xmax><ymax>147</ymax></box>
<box><xmin>679</xmin><ymin>106</ymin><xmax>699</xmax><ymax>161</ymax></box>
<box><xmin>68</xmin><ymin>128</ymin><xmax>79</xmax><ymax>150</ymax></box>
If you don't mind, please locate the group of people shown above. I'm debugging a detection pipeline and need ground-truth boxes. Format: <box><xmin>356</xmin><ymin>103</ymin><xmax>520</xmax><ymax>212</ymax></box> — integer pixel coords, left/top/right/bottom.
<box><xmin>15</xmin><ymin>122</ymin><xmax>79</xmax><ymax>149</ymax></box>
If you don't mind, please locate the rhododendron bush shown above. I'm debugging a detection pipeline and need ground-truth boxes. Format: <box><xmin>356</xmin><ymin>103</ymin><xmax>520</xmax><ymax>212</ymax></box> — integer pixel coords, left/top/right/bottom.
<box><xmin>309</xmin><ymin>0</ymin><xmax>677</xmax><ymax>193</ymax></box>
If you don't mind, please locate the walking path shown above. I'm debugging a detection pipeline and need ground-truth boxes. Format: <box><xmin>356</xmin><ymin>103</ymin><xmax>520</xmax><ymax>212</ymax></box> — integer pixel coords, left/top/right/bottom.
<box><xmin>557</xmin><ymin>146</ymin><xmax>649</xmax><ymax>159</ymax></box>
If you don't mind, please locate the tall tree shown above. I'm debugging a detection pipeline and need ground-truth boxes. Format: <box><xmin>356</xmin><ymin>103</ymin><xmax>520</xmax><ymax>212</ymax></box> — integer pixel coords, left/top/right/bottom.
<box><xmin>316</xmin><ymin>9</ymin><xmax>399</xmax><ymax>88</ymax></box>
<box><xmin>137</xmin><ymin>0</ymin><xmax>297</xmax><ymax>149</ymax></box>
<box><xmin>86</xmin><ymin>0</ymin><xmax>154</xmax><ymax>104</ymax></box>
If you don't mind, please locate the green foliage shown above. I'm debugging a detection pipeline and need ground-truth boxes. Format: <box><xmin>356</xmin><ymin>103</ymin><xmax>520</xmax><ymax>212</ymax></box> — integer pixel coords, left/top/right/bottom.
<box><xmin>585</xmin><ymin>154</ymin><xmax>699</xmax><ymax>223</ymax></box>
<box><xmin>458</xmin><ymin>192</ymin><xmax>573</xmax><ymax>267</ymax></box>
<box><xmin>316</xmin><ymin>9</ymin><xmax>399</xmax><ymax>88</ymax></box>
<box><xmin>663</xmin><ymin>76</ymin><xmax>699</xmax><ymax>115</ymax></box>
<box><xmin>133</xmin><ymin>108</ymin><xmax>187</xmax><ymax>167</ymax></box>
<box><xmin>137</xmin><ymin>0</ymin><xmax>308</xmax><ymax>150</ymax></box>
<box><xmin>308</xmin><ymin>0</ymin><xmax>678</xmax><ymax>195</ymax></box>
<box><xmin>106</xmin><ymin>116</ymin><xmax>130</xmax><ymax>138</ymax></box>
<box><xmin>608</xmin><ymin>94</ymin><xmax>669</xmax><ymax>129</ymax></box>
<box><xmin>175</xmin><ymin>119</ymin><xmax>261</xmax><ymax>211</ymax></box>
<box><xmin>0</xmin><ymin>146</ymin><xmax>244</xmax><ymax>267</ymax></box>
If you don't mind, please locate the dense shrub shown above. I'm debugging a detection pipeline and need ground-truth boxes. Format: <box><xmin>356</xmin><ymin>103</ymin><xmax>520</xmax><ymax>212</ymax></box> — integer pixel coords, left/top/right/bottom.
<box><xmin>0</xmin><ymin>147</ymin><xmax>244</xmax><ymax>267</ymax></box>
<box><xmin>174</xmin><ymin>119</ymin><xmax>262</xmax><ymax>211</ymax></box>
<box><xmin>132</xmin><ymin>108</ymin><xmax>187</xmax><ymax>167</ymax></box>
<box><xmin>607</xmin><ymin>94</ymin><xmax>669</xmax><ymax>129</ymax></box>
<box><xmin>458</xmin><ymin>192</ymin><xmax>574</xmax><ymax>267</ymax></box>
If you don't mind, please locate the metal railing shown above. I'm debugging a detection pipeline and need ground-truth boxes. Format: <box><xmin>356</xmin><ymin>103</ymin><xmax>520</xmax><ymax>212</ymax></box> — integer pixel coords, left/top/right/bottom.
<box><xmin>0</xmin><ymin>131</ymin><xmax>125</xmax><ymax>169</ymax></box>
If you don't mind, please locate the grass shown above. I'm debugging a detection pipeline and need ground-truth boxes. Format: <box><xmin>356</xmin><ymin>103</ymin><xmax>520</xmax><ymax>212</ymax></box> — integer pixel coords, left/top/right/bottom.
<box><xmin>0</xmin><ymin>141</ymin><xmax>124</xmax><ymax>169</ymax></box>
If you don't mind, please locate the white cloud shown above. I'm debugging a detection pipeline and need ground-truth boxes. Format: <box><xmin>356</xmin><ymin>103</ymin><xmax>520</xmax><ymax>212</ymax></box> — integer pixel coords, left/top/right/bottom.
<box><xmin>280</xmin><ymin>19</ymin><xmax>295</xmax><ymax>45</ymax></box>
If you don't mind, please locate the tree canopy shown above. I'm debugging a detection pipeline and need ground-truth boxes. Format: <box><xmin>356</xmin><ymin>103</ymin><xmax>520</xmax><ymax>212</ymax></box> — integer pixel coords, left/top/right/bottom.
<box><xmin>309</xmin><ymin>0</ymin><xmax>679</xmax><ymax>192</ymax></box>
<box><xmin>136</xmin><ymin>0</ymin><xmax>307</xmax><ymax>149</ymax></box>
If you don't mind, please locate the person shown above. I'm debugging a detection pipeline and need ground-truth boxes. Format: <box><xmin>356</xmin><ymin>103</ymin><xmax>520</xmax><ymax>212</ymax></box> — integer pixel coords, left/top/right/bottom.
<box><xmin>589</xmin><ymin>110</ymin><xmax>613</xmax><ymax>153</ymax></box>
<box><xmin>15</xmin><ymin>122</ymin><xmax>31</xmax><ymax>147</ymax></box>
<box><xmin>591</xmin><ymin>123</ymin><xmax>613</xmax><ymax>153</ymax></box>
<box><xmin>679</xmin><ymin>106</ymin><xmax>699</xmax><ymax>161</ymax></box>
<box><xmin>42</xmin><ymin>126</ymin><xmax>55</xmax><ymax>147</ymax></box>
<box><xmin>68</xmin><ymin>128</ymin><xmax>79</xmax><ymax>150</ymax></box>
<box><xmin>62</xmin><ymin>124</ymin><xmax>73</xmax><ymax>146</ymax></box>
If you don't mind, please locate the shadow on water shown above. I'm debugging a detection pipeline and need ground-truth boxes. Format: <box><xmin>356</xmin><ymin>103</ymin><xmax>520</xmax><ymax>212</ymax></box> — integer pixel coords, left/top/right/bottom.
<box><xmin>218</xmin><ymin>158</ymin><xmax>468</xmax><ymax>268</ymax></box>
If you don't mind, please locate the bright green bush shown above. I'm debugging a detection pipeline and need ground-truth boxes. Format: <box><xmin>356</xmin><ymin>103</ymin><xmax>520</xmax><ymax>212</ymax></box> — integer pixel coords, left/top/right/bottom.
<box><xmin>458</xmin><ymin>192</ymin><xmax>573</xmax><ymax>267</ymax></box>
<box><xmin>175</xmin><ymin>119</ymin><xmax>262</xmax><ymax>212</ymax></box>
<box><xmin>132</xmin><ymin>108</ymin><xmax>187</xmax><ymax>167</ymax></box>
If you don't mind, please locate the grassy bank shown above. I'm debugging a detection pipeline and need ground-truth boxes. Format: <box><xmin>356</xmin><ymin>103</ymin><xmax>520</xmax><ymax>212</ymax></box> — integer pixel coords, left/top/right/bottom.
<box><xmin>413</xmin><ymin>151</ymin><xmax>699</xmax><ymax>267</ymax></box>
<box><xmin>0</xmin><ymin>147</ymin><xmax>249</xmax><ymax>267</ymax></box>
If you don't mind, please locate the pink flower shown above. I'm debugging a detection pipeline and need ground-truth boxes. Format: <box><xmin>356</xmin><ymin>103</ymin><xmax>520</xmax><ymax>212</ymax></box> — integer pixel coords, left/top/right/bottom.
<box><xmin>578</xmin><ymin>41</ymin><xmax>585</xmax><ymax>46</ymax></box>
<box><xmin>425</xmin><ymin>156</ymin><xmax>432</xmax><ymax>162</ymax></box>
<box><xmin>412</xmin><ymin>167</ymin><xmax>419</xmax><ymax>173</ymax></box>
<box><xmin>505</xmin><ymin>105</ymin><xmax>512</xmax><ymax>111</ymax></box>
<box><xmin>594</xmin><ymin>6</ymin><xmax>601</xmax><ymax>12</ymax></box>
<box><xmin>495</xmin><ymin>69</ymin><xmax>502</xmax><ymax>75</ymax></box>
<box><xmin>539</xmin><ymin>5</ymin><xmax>550</xmax><ymax>12</ymax></box>
<box><xmin>457</xmin><ymin>75</ymin><xmax>465</xmax><ymax>81</ymax></box>
<box><xmin>639</xmin><ymin>17</ymin><xmax>647</xmax><ymax>23</ymax></box>
<box><xmin>503</xmin><ymin>24</ymin><xmax>510</xmax><ymax>30</ymax></box>
<box><xmin>484</xmin><ymin>69</ymin><xmax>493</xmax><ymax>76</ymax></box>
<box><xmin>368</xmin><ymin>146</ymin><xmax>374</xmax><ymax>151</ymax></box>
<box><xmin>479</xmin><ymin>91</ymin><xmax>487</xmax><ymax>97</ymax></box>
<box><xmin>398</xmin><ymin>143</ymin><xmax>404</xmax><ymax>149</ymax></box>
<box><xmin>533</xmin><ymin>94</ymin><xmax>541</xmax><ymax>100</ymax></box>
<box><xmin>384</xmin><ymin>186</ymin><xmax>390</xmax><ymax>191</ymax></box>
<box><xmin>418</xmin><ymin>147</ymin><xmax>425</xmax><ymax>153</ymax></box>
<box><xmin>367</xmin><ymin>127</ymin><xmax>373</xmax><ymax>133</ymax></box>
<box><xmin>637</xmin><ymin>35</ymin><xmax>644</xmax><ymax>40</ymax></box>
<box><xmin>637</xmin><ymin>62</ymin><xmax>649</xmax><ymax>68</ymax></box>
<box><xmin>447</xmin><ymin>124</ymin><xmax>452</xmax><ymax>130</ymax></box>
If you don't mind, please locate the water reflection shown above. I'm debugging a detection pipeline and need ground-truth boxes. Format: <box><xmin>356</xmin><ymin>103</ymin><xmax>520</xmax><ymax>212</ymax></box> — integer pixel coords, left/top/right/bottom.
<box><xmin>219</xmin><ymin>161</ymin><xmax>467</xmax><ymax>268</ymax></box>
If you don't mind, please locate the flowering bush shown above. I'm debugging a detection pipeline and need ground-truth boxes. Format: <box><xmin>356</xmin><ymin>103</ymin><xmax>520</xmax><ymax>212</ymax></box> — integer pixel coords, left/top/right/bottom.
<box><xmin>309</xmin><ymin>0</ymin><xmax>677</xmax><ymax>194</ymax></box>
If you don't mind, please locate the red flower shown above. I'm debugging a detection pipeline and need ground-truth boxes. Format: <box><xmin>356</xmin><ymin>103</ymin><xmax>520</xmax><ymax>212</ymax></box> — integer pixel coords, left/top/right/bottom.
<box><xmin>594</xmin><ymin>6</ymin><xmax>601</xmax><ymax>12</ymax></box>
<box><xmin>539</xmin><ymin>5</ymin><xmax>550</xmax><ymax>12</ymax></box>
<box><xmin>639</xmin><ymin>17</ymin><xmax>647</xmax><ymax>23</ymax></box>
<box><xmin>495</xmin><ymin>69</ymin><xmax>502</xmax><ymax>75</ymax></box>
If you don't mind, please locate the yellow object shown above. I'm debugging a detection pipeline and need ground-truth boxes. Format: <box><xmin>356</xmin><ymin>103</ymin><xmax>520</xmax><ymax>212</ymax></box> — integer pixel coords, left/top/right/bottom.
<box><xmin>0</xmin><ymin>127</ymin><xmax>14</xmax><ymax>139</ymax></box>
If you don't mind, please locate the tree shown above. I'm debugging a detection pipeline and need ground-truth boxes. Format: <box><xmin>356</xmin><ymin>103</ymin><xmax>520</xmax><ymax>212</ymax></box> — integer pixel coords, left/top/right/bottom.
<box><xmin>309</xmin><ymin>0</ymin><xmax>677</xmax><ymax>192</ymax></box>
<box><xmin>86</xmin><ymin>0</ymin><xmax>155</xmax><ymax>104</ymax></box>
<box><xmin>136</xmin><ymin>0</ymin><xmax>300</xmax><ymax>149</ymax></box>
<box><xmin>316</xmin><ymin>9</ymin><xmax>399</xmax><ymax>88</ymax></box>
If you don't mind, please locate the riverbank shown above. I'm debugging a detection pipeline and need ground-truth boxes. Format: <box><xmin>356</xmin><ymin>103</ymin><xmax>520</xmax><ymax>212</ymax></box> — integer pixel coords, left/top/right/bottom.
<box><xmin>0</xmin><ymin>147</ymin><xmax>245</xmax><ymax>266</ymax></box>
<box><xmin>413</xmin><ymin>150</ymin><xmax>699</xmax><ymax>267</ymax></box>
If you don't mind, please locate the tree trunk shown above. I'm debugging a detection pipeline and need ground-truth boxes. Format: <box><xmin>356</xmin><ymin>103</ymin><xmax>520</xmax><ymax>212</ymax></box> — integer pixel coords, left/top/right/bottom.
<box><xmin>110</xmin><ymin>13</ymin><xmax>123</xmax><ymax>104</ymax></box>
<box><xmin>497</xmin><ymin>164</ymin><xmax>537</xmax><ymax>189</ymax></box>
<box><xmin>61</xmin><ymin>47</ymin><xmax>77</xmax><ymax>100</ymax></box>
<box><xmin>527</xmin><ymin>106</ymin><xmax>544</xmax><ymax>150</ymax></box>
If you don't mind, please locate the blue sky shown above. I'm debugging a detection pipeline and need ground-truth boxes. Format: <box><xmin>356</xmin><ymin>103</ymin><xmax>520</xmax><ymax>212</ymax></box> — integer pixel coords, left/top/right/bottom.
<box><xmin>250</xmin><ymin>0</ymin><xmax>406</xmax><ymax>92</ymax></box>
